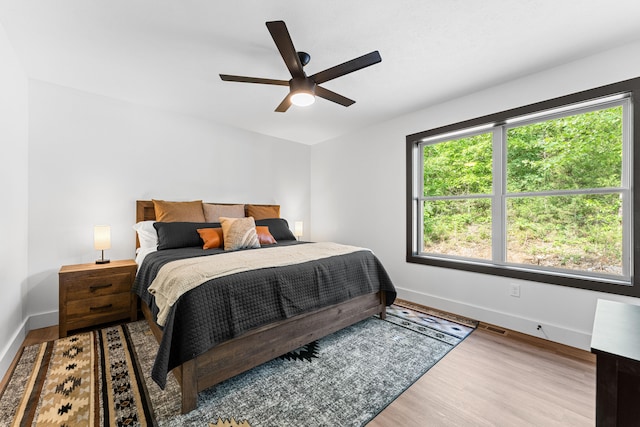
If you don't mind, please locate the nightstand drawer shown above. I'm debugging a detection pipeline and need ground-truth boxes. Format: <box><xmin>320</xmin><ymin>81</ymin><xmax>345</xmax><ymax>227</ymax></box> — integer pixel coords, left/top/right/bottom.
<box><xmin>63</xmin><ymin>272</ymin><xmax>132</xmax><ymax>300</ymax></box>
<box><xmin>65</xmin><ymin>292</ymin><xmax>131</xmax><ymax>328</ymax></box>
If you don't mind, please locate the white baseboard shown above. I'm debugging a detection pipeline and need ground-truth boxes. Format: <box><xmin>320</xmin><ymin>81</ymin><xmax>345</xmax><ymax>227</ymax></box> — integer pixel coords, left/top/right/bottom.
<box><xmin>0</xmin><ymin>319</ymin><xmax>27</xmax><ymax>381</ymax></box>
<box><xmin>396</xmin><ymin>287</ymin><xmax>592</xmax><ymax>351</ymax></box>
<box><xmin>0</xmin><ymin>310</ymin><xmax>57</xmax><ymax>381</ymax></box>
<box><xmin>27</xmin><ymin>310</ymin><xmax>58</xmax><ymax>331</ymax></box>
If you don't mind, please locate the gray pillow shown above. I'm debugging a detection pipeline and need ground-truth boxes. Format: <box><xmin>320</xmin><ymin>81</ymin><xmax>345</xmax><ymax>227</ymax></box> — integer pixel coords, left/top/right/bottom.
<box><xmin>154</xmin><ymin>222</ymin><xmax>221</xmax><ymax>250</ymax></box>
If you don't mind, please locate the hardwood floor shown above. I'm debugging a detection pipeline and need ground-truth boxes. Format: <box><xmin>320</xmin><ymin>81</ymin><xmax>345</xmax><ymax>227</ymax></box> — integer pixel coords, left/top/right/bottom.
<box><xmin>370</xmin><ymin>326</ymin><xmax>595</xmax><ymax>426</ymax></box>
<box><xmin>1</xmin><ymin>320</ymin><xmax>596</xmax><ymax>426</ymax></box>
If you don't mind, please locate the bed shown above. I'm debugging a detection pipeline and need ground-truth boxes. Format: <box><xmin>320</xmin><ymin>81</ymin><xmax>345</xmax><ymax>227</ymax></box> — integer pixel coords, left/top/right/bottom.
<box><xmin>132</xmin><ymin>200</ymin><xmax>396</xmax><ymax>414</ymax></box>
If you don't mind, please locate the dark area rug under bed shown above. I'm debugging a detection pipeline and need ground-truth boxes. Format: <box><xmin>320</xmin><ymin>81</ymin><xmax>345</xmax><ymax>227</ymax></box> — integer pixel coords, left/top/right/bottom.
<box><xmin>0</xmin><ymin>305</ymin><xmax>475</xmax><ymax>427</ymax></box>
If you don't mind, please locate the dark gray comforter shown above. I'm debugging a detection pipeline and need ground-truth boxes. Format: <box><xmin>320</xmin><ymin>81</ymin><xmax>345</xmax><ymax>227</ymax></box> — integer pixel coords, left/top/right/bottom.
<box><xmin>132</xmin><ymin>241</ymin><xmax>396</xmax><ymax>388</ymax></box>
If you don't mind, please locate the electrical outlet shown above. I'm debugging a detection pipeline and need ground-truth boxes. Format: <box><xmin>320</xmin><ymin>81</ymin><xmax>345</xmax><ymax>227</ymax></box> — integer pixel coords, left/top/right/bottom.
<box><xmin>509</xmin><ymin>283</ymin><xmax>521</xmax><ymax>298</ymax></box>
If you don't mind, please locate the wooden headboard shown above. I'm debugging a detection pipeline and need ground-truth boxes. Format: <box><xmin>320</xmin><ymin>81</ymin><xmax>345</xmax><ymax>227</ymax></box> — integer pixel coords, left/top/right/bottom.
<box><xmin>135</xmin><ymin>200</ymin><xmax>280</xmax><ymax>246</ymax></box>
<box><xmin>136</xmin><ymin>200</ymin><xmax>157</xmax><ymax>223</ymax></box>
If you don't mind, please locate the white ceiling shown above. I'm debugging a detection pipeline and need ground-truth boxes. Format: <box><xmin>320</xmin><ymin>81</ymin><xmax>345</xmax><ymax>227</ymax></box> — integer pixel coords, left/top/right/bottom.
<box><xmin>2</xmin><ymin>1</ymin><xmax>640</xmax><ymax>145</ymax></box>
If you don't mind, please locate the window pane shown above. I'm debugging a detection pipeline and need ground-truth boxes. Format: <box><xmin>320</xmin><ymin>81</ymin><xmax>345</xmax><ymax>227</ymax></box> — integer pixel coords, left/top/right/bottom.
<box><xmin>506</xmin><ymin>194</ymin><xmax>623</xmax><ymax>276</ymax></box>
<box><xmin>507</xmin><ymin>106</ymin><xmax>623</xmax><ymax>193</ymax></box>
<box><xmin>423</xmin><ymin>132</ymin><xmax>492</xmax><ymax>196</ymax></box>
<box><xmin>423</xmin><ymin>199</ymin><xmax>492</xmax><ymax>259</ymax></box>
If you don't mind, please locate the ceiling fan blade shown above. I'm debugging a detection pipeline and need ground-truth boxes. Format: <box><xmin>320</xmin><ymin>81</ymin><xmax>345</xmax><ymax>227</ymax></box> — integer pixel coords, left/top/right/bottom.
<box><xmin>266</xmin><ymin>21</ymin><xmax>305</xmax><ymax>79</ymax></box>
<box><xmin>275</xmin><ymin>94</ymin><xmax>292</xmax><ymax>112</ymax></box>
<box><xmin>219</xmin><ymin>74</ymin><xmax>289</xmax><ymax>86</ymax></box>
<box><xmin>311</xmin><ymin>51</ymin><xmax>381</xmax><ymax>85</ymax></box>
<box><xmin>315</xmin><ymin>86</ymin><xmax>355</xmax><ymax>107</ymax></box>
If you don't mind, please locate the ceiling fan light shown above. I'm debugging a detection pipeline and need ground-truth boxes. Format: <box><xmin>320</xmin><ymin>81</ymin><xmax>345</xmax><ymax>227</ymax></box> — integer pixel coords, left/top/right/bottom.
<box><xmin>291</xmin><ymin>91</ymin><xmax>315</xmax><ymax>107</ymax></box>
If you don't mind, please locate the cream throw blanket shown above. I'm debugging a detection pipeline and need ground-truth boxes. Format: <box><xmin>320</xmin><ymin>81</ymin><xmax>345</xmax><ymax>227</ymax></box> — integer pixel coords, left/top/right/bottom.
<box><xmin>148</xmin><ymin>242</ymin><xmax>369</xmax><ymax>326</ymax></box>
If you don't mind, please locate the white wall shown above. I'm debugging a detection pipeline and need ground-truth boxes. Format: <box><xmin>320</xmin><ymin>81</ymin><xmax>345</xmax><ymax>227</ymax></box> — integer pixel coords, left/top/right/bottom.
<box><xmin>311</xmin><ymin>40</ymin><xmax>640</xmax><ymax>350</ymax></box>
<box><xmin>0</xmin><ymin>23</ymin><xmax>29</xmax><ymax>375</ymax></box>
<box><xmin>26</xmin><ymin>80</ymin><xmax>311</xmax><ymax>323</ymax></box>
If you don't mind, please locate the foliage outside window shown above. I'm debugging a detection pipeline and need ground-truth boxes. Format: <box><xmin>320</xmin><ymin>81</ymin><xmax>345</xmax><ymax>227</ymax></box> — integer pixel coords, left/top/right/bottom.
<box><xmin>406</xmin><ymin>78</ymin><xmax>639</xmax><ymax>296</ymax></box>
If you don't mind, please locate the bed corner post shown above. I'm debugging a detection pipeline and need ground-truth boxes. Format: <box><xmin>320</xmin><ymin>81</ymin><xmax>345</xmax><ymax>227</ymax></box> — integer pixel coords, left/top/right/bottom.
<box><xmin>181</xmin><ymin>359</ymin><xmax>198</xmax><ymax>414</ymax></box>
<box><xmin>379</xmin><ymin>291</ymin><xmax>387</xmax><ymax>320</ymax></box>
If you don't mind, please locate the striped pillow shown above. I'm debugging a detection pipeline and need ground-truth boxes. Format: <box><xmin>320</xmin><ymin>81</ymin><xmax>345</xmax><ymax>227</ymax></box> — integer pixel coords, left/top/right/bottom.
<box><xmin>220</xmin><ymin>217</ymin><xmax>260</xmax><ymax>251</ymax></box>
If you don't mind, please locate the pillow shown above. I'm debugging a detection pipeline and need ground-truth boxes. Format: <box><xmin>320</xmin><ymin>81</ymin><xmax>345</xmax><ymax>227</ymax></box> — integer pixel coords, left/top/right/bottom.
<box><xmin>154</xmin><ymin>222</ymin><xmax>220</xmax><ymax>250</ymax></box>
<box><xmin>256</xmin><ymin>226</ymin><xmax>277</xmax><ymax>245</ymax></box>
<box><xmin>133</xmin><ymin>221</ymin><xmax>158</xmax><ymax>249</ymax></box>
<box><xmin>254</xmin><ymin>218</ymin><xmax>297</xmax><ymax>241</ymax></box>
<box><xmin>203</xmin><ymin>203</ymin><xmax>245</xmax><ymax>222</ymax></box>
<box><xmin>220</xmin><ymin>217</ymin><xmax>260</xmax><ymax>251</ymax></box>
<box><xmin>135</xmin><ymin>246</ymin><xmax>157</xmax><ymax>268</ymax></box>
<box><xmin>246</xmin><ymin>204</ymin><xmax>280</xmax><ymax>220</ymax></box>
<box><xmin>152</xmin><ymin>199</ymin><xmax>205</xmax><ymax>222</ymax></box>
<box><xmin>197</xmin><ymin>227</ymin><xmax>224</xmax><ymax>249</ymax></box>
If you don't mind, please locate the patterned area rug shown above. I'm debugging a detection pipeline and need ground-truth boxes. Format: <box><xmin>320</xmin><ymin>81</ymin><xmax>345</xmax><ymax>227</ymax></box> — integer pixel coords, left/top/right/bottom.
<box><xmin>386</xmin><ymin>303</ymin><xmax>476</xmax><ymax>341</ymax></box>
<box><xmin>394</xmin><ymin>298</ymin><xmax>479</xmax><ymax>329</ymax></box>
<box><xmin>0</xmin><ymin>326</ymin><xmax>154</xmax><ymax>426</ymax></box>
<box><xmin>1</xmin><ymin>306</ymin><xmax>475</xmax><ymax>427</ymax></box>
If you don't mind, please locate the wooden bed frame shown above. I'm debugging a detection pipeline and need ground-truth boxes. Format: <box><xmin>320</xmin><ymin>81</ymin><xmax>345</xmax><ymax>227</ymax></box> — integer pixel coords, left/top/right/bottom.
<box><xmin>135</xmin><ymin>200</ymin><xmax>387</xmax><ymax>414</ymax></box>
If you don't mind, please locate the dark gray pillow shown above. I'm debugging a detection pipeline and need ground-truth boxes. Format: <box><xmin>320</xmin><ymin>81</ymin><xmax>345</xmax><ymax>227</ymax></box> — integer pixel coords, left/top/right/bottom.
<box><xmin>154</xmin><ymin>222</ymin><xmax>221</xmax><ymax>250</ymax></box>
<box><xmin>254</xmin><ymin>218</ymin><xmax>296</xmax><ymax>241</ymax></box>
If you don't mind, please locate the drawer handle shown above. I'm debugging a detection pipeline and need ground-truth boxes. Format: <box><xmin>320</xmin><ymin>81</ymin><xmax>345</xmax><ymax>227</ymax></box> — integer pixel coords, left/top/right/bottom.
<box><xmin>90</xmin><ymin>304</ymin><xmax>113</xmax><ymax>311</ymax></box>
<box><xmin>89</xmin><ymin>283</ymin><xmax>112</xmax><ymax>291</ymax></box>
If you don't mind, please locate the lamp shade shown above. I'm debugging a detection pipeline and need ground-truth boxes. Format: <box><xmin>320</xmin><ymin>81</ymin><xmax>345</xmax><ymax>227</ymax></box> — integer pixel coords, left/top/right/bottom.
<box><xmin>294</xmin><ymin>221</ymin><xmax>304</xmax><ymax>238</ymax></box>
<box><xmin>94</xmin><ymin>225</ymin><xmax>111</xmax><ymax>250</ymax></box>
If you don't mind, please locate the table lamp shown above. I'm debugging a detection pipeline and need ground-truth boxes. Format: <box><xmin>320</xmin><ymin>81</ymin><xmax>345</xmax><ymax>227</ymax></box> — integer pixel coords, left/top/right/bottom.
<box><xmin>94</xmin><ymin>225</ymin><xmax>111</xmax><ymax>264</ymax></box>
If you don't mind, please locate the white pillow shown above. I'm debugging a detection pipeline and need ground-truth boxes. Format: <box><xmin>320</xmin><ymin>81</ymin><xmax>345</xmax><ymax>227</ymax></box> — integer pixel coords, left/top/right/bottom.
<box><xmin>133</xmin><ymin>221</ymin><xmax>158</xmax><ymax>249</ymax></box>
<box><xmin>135</xmin><ymin>246</ymin><xmax>157</xmax><ymax>269</ymax></box>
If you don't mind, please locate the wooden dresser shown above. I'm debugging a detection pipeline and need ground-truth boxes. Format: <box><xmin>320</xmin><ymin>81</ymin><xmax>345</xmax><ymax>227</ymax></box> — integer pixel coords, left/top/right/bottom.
<box><xmin>591</xmin><ymin>299</ymin><xmax>640</xmax><ymax>426</ymax></box>
<box><xmin>58</xmin><ymin>259</ymin><xmax>137</xmax><ymax>338</ymax></box>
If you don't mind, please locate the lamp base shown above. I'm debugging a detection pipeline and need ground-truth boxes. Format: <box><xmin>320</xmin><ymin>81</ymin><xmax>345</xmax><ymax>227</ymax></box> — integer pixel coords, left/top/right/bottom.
<box><xmin>95</xmin><ymin>259</ymin><xmax>110</xmax><ymax>264</ymax></box>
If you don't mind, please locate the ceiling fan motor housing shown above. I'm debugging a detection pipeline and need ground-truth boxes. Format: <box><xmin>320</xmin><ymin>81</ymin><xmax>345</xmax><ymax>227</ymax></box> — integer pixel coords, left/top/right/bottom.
<box><xmin>290</xmin><ymin>77</ymin><xmax>316</xmax><ymax>95</ymax></box>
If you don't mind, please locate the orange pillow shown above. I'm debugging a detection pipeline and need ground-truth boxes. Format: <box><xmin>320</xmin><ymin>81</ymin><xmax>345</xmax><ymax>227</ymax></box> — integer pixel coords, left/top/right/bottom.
<box><xmin>246</xmin><ymin>204</ymin><xmax>280</xmax><ymax>220</ymax></box>
<box><xmin>153</xmin><ymin>199</ymin><xmax>205</xmax><ymax>222</ymax></box>
<box><xmin>197</xmin><ymin>228</ymin><xmax>224</xmax><ymax>249</ymax></box>
<box><xmin>256</xmin><ymin>226</ymin><xmax>277</xmax><ymax>245</ymax></box>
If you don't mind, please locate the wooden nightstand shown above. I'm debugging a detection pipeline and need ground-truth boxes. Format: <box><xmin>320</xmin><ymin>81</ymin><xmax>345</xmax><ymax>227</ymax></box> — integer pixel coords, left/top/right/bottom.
<box><xmin>59</xmin><ymin>259</ymin><xmax>138</xmax><ymax>338</ymax></box>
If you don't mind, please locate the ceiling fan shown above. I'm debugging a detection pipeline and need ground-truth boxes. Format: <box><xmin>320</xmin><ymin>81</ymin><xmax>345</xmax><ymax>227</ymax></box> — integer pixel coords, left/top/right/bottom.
<box><xmin>220</xmin><ymin>20</ymin><xmax>381</xmax><ymax>112</ymax></box>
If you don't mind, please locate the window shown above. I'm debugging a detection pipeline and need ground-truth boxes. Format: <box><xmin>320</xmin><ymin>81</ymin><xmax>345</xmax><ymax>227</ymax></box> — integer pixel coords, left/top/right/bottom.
<box><xmin>406</xmin><ymin>78</ymin><xmax>640</xmax><ymax>297</ymax></box>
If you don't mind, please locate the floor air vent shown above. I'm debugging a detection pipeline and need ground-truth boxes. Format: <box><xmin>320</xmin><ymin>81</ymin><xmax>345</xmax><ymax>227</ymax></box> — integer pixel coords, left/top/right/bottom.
<box><xmin>482</xmin><ymin>325</ymin><xmax>507</xmax><ymax>335</ymax></box>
